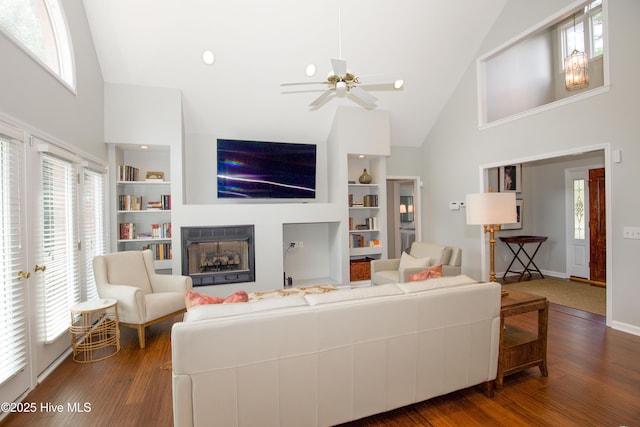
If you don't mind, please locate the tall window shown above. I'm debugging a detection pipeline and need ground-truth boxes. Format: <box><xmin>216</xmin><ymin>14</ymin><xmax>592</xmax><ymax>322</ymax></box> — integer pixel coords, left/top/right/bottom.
<box><xmin>0</xmin><ymin>127</ymin><xmax>27</xmax><ymax>386</ymax></box>
<box><xmin>560</xmin><ymin>0</ymin><xmax>604</xmax><ymax>68</ymax></box>
<box><xmin>0</xmin><ymin>0</ymin><xmax>75</xmax><ymax>90</ymax></box>
<box><xmin>41</xmin><ymin>152</ymin><xmax>80</xmax><ymax>342</ymax></box>
<box><xmin>573</xmin><ymin>179</ymin><xmax>586</xmax><ymax>240</ymax></box>
<box><xmin>82</xmin><ymin>168</ymin><xmax>106</xmax><ymax>301</ymax></box>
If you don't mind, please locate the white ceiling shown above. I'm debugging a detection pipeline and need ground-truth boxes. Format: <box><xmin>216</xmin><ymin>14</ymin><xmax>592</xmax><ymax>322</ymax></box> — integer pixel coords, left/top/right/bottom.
<box><xmin>82</xmin><ymin>0</ymin><xmax>507</xmax><ymax>147</ymax></box>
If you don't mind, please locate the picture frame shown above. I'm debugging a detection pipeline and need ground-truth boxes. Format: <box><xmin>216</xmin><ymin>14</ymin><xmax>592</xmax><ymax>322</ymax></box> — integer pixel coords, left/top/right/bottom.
<box><xmin>502</xmin><ymin>199</ymin><xmax>523</xmax><ymax>230</ymax></box>
<box><xmin>499</xmin><ymin>164</ymin><xmax>522</xmax><ymax>192</ymax></box>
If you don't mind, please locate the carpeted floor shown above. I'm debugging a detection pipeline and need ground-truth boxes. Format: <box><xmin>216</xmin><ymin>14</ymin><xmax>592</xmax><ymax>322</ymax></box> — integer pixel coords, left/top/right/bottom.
<box><xmin>502</xmin><ymin>277</ymin><xmax>606</xmax><ymax>316</ymax></box>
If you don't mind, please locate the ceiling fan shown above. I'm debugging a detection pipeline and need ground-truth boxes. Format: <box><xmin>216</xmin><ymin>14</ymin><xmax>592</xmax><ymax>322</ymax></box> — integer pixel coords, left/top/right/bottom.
<box><xmin>280</xmin><ymin>58</ymin><xmax>403</xmax><ymax>109</ymax></box>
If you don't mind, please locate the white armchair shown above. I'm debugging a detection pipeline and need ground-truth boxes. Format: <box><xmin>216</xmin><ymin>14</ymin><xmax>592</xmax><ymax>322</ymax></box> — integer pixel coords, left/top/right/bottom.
<box><xmin>370</xmin><ymin>242</ymin><xmax>462</xmax><ymax>285</ymax></box>
<box><xmin>93</xmin><ymin>249</ymin><xmax>192</xmax><ymax>348</ymax></box>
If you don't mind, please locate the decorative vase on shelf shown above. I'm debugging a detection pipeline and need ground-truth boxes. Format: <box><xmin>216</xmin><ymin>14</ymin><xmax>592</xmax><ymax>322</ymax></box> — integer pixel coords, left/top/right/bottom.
<box><xmin>359</xmin><ymin>168</ymin><xmax>372</xmax><ymax>184</ymax></box>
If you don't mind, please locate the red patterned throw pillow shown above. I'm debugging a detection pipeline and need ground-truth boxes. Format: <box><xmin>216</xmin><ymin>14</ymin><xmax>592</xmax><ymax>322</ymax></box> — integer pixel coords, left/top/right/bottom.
<box><xmin>223</xmin><ymin>290</ymin><xmax>249</xmax><ymax>304</ymax></box>
<box><xmin>185</xmin><ymin>290</ymin><xmax>248</xmax><ymax>310</ymax></box>
<box><xmin>408</xmin><ymin>264</ymin><xmax>443</xmax><ymax>282</ymax></box>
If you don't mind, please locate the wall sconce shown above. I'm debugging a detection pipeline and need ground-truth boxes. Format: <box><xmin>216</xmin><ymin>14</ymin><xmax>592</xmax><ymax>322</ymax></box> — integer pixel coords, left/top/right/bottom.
<box><xmin>399</xmin><ymin>204</ymin><xmax>407</xmax><ymax>214</ymax></box>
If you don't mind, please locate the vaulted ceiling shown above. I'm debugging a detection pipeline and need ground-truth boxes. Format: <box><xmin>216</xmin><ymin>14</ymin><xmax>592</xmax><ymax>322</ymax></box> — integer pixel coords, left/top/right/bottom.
<box><xmin>83</xmin><ymin>0</ymin><xmax>507</xmax><ymax>147</ymax></box>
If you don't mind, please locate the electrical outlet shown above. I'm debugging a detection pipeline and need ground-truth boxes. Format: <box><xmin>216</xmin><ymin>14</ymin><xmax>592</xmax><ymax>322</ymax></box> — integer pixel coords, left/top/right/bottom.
<box><xmin>298</xmin><ymin>241</ymin><xmax>303</xmax><ymax>248</ymax></box>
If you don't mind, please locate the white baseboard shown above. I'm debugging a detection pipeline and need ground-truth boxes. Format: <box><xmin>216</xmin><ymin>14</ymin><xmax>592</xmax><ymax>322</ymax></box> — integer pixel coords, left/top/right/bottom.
<box><xmin>610</xmin><ymin>321</ymin><xmax>640</xmax><ymax>337</ymax></box>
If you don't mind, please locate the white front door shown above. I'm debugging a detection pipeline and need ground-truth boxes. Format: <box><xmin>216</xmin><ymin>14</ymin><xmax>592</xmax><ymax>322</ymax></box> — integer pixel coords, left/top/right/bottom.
<box><xmin>565</xmin><ymin>168</ymin><xmax>590</xmax><ymax>279</ymax></box>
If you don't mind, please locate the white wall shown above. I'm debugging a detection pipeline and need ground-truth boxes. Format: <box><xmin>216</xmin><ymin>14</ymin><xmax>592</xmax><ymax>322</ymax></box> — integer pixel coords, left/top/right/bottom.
<box><xmin>421</xmin><ymin>0</ymin><xmax>640</xmax><ymax>335</ymax></box>
<box><xmin>485</xmin><ymin>28</ymin><xmax>555</xmax><ymax>122</ymax></box>
<box><xmin>0</xmin><ymin>0</ymin><xmax>104</xmax><ymax>159</ymax></box>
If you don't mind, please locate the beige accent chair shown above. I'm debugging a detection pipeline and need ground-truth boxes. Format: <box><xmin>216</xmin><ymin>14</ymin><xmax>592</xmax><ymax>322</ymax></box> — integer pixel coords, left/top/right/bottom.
<box><xmin>370</xmin><ymin>242</ymin><xmax>462</xmax><ymax>285</ymax></box>
<box><xmin>93</xmin><ymin>249</ymin><xmax>192</xmax><ymax>348</ymax></box>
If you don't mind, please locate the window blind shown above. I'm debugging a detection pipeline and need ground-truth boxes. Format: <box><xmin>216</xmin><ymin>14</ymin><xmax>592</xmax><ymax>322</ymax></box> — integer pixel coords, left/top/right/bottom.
<box><xmin>41</xmin><ymin>153</ymin><xmax>80</xmax><ymax>343</ymax></box>
<box><xmin>0</xmin><ymin>130</ymin><xmax>27</xmax><ymax>386</ymax></box>
<box><xmin>82</xmin><ymin>168</ymin><xmax>106</xmax><ymax>301</ymax></box>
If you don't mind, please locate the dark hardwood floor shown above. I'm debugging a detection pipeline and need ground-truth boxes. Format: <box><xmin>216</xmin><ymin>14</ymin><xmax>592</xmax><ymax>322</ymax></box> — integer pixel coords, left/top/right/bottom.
<box><xmin>2</xmin><ymin>303</ymin><xmax>640</xmax><ymax>427</ymax></box>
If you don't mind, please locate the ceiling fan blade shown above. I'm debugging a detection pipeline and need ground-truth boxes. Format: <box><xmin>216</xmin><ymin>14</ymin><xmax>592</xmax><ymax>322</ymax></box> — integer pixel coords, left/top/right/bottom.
<box><xmin>331</xmin><ymin>58</ymin><xmax>347</xmax><ymax>77</ymax></box>
<box><xmin>349</xmin><ymin>86</ymin><xmax>378</xmax><ymax>107</ymax></box>
<box><xmin>309</xmin><ymin>89</ymin><xmax>334</xmax><ymax>107</ymax></box>
<box><xmin>280</xmin><ymin>81</ymin><xmax>328</xmax><ymax>86</ymax></box>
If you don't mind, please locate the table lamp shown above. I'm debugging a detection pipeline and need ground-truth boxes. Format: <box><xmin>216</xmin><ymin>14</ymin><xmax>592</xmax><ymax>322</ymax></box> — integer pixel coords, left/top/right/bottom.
<box><xmin>466</xmin><ymin>190</ymin><xmax>517</xmax><ymax>282</ymax></box>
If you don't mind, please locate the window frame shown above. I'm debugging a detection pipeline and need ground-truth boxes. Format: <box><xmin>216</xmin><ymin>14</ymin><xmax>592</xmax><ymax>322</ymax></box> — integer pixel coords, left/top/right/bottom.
<box><xmin>0</xmin><ymin>0</ymin><xmax>76</xmax><ymax>93</ymax></box>
<box><xmin>559</xmin><ymin>1</ymin><xmax>604</xmax><ymax>71</ymax></box>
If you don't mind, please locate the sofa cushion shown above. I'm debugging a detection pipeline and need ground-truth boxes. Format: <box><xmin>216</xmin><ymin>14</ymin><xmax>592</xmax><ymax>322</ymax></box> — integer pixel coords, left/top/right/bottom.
<box><xmin>397</xmin><ymin>274</ymin><xmax>477</xmax><ymax>293</ymax></box>
<box><xmin>304</xmin><ymin>283</ymin><xmax>403</xmax><ymax>306</ymax></box>
<box><xmin>399</xmin><ymin>252</ymin><xmax>430</xmax><ymax>270</ymax></box>
<box><xmin>408</xmin><ymin>264</ymin><xmax>443</xmax><ymax>282</ymax></box>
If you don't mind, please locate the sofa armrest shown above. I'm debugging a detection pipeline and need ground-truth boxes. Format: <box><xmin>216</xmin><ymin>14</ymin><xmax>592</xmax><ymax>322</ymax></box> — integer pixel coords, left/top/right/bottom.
<box><xmin>151</xmin><ymin>274</ymin><xmax>193</xmax><ymax>294</ymax></box>
<box><xmin>97</xmin><ymin>283</ymin><xmax>145</xmax><ymax>324</ymax></box>
<box><xmin>370</xmin><ymin>258</ymin><xmax>400</xmax><ymax>274</ymax></box>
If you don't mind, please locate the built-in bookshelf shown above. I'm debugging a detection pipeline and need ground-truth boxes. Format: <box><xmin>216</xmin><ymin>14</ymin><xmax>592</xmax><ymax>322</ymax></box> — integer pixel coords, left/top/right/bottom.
<box><xmin>109</xmin><ymin>144</ymin><xmax>172</xmax><ymax>271</ymax></box>
<box><xmin>347</xmin><ymin>155</ymin><xmax>387</xmax><ymax>284</ymax></box>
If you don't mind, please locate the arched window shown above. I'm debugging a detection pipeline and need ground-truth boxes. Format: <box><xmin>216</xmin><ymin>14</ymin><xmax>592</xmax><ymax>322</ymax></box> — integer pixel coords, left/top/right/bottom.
<box><xmin>0</xmin><ymin>0</ymin><xmax>75</xmax><ymax>91</ymax></box>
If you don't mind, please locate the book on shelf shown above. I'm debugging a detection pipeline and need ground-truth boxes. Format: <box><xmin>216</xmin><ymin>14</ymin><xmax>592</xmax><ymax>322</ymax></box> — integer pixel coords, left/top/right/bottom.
<box><xmin>146</xmin><ymin>201</ymin><xmax>163</xmax><ymax>210</ymax></box>
<box><xmin>144</xmin><ymin>243</ymin><xmax>172</xmax><ymax>260</ymax></box>
<box><xmin>151</xmin><ymin>223</ymin><xmax>172</xmax><ymax>239</ymax></box>
<box><xmin>118</xmin><ymin>165</ymin><xmax>140</xmax><ymax>182</ymax></box>
<box><xmin>119</xmin><ymin>222</ymin><xmax>135</xmax><ymax>240</ymax></box>
<box><xmin>350</xmin><ymin>234</ymin><xmax>366</xmax><ymax>248</ymax></box>
<box><xmin>366</xmin><ymin>216</ymin><xmax>378</xmax><ymax>230</ymax></box>
<box><xmin>363</xmin><ymin>194</ymin><xmax>378</xmax><ymax>207</ymax></box>
<box><xmin>119</xmin><ymin>195</ymin><xmax>143</xmax><ymax>211</ymax></box>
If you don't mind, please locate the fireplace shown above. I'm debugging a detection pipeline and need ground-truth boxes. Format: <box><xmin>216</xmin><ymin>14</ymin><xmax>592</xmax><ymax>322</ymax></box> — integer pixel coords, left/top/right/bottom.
<box><xmin>181</xmin><ymin>225</ymin><xmax>255</xmax><ymax>286</ymax></box>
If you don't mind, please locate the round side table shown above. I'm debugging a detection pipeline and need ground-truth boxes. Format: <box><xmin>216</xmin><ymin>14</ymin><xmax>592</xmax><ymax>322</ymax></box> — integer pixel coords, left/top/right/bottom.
<box><xmin>70</xmin><ymin>298</ymin><xmax>120</xmax><ymax>363</ymax></box>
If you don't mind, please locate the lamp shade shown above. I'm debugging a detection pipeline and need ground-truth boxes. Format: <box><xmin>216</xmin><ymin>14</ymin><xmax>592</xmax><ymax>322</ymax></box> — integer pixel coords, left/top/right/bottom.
<box><xmin>466</xmin><ymin>192</ymin><xmax>517</xmax><ymax>225</ymax></box>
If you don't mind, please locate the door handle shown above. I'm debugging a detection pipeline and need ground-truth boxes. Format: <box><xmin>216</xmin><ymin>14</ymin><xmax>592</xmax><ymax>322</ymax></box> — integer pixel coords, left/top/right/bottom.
<box><xmin>34</xmin><ymin>264</ymin><xmax>46</xmax><ymax>273</ymax></box>
<box><xmin>18</xmin><ymin>271</ymin><xmax>31</xmax><ymax>280</ymax></box>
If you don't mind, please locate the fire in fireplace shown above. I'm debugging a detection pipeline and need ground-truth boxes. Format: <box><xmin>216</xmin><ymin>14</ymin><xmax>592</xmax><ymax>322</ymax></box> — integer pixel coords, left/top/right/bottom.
<box><xmin>181</xmin><ymin>225</ymin><xmax>255</xmax><ymax>286</ymax></box>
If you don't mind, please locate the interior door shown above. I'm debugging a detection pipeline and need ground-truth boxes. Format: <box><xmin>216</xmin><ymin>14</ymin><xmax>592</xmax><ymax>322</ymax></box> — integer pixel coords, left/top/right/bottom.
<box><xmin>589</xmin><ymin>168</ymin><xmax>606</xmax><ymax>284</ymax></box>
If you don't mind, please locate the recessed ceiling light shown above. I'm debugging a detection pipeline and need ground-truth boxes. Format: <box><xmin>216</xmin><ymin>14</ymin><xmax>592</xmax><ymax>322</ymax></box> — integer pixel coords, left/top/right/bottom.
<box><xmin>305</xmin><ymin>63</ymin><xmax>316</xmax><ymax>77</ymax></box>
<box><xmin>202</xmin><ymin>50</ymin><xmax>215</xmax><ymax>65</ymax></box>
<box><xmin>140</xmin><ymin>145</ymin><xmax>149</xmax><ymax>150</ymax></box>
<box><xmin>394</xmin><ymin>80</ymin><xmax>405</xmax><ymax>89</ymax></box>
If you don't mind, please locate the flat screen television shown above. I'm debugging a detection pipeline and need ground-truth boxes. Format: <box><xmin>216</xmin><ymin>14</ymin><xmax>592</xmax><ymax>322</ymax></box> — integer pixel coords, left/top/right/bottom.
<box><xmin>217</xmin><ymin>139</ymin><xmax>317</xmax><ymax>199</ymax></box>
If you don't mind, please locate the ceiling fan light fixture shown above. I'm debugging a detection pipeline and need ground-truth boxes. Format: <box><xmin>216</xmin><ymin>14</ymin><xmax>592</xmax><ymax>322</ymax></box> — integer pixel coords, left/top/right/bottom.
<box><xmin>305</xmin><ymin>63</ymin><xmax>316</xmax><ymax>77</ymax></box>
<box><xmin>202</xmin><ymin>50</ymin><xmax>215</xmax><ymax>65</ymax></box>
<box><xmin>336</xmin><ymin>80</ymin><xmax>347</xmax><ymax>95</ymax></box>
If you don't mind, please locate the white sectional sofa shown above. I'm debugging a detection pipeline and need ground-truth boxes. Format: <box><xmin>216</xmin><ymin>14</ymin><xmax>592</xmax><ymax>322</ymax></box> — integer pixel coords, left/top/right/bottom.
<box><xmin>171</xmin><ymin>276</ymin><xmax>501</xmax><ymax>427</ymax></box>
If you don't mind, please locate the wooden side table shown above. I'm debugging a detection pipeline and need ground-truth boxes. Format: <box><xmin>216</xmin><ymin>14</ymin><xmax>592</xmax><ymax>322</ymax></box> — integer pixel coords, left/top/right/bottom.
<box><xmin>496</xmin><ymin>289</ymin><xmax>549</xmax><ymax>388</ymax></box>
<box><xmin>500</xmin><ymin>235</ymin><xmax>548</xmax><ymax>281</ymax></box>
<box><xmin>70</xmin><ymin>298</ymin><xmax>120</xmax><ymax>363</ymax></box>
